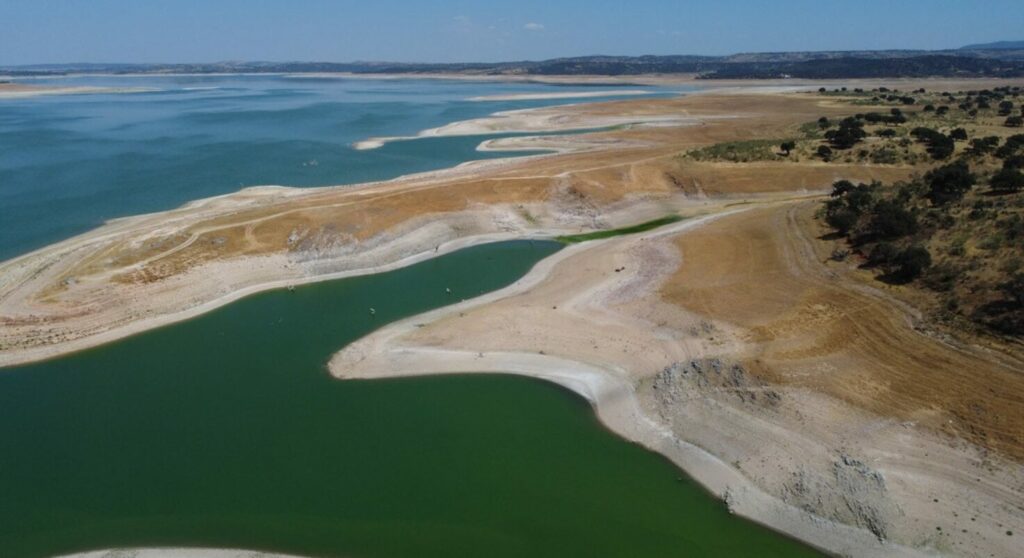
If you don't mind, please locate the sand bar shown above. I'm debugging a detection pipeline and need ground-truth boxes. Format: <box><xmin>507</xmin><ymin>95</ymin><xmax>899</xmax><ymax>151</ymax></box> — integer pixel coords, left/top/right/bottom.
<box><xmin>0</xmin><ymin>82</ymin><xmax>156</xmax><ymax>98</ymax></box>
<box><xmin>467</xmin><ymin>89</ymin><xmax>653</xmax><ymax>101</ymax></box>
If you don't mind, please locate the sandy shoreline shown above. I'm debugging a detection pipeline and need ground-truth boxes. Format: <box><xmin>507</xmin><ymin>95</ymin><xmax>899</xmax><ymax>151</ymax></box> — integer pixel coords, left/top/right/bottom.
<box><xmin>0</xmin><ymin>82</ymin><xmax>155</xmax><ymax>98</ymax></box>
<box><xmin>352</xmin><ymin>103</ymin><xmax>698</xmax><ymax>150</ymax></box>
<box><xmin>467</xmin><ymin>89</ymin><xmax>654</xmax><ymax>101</ymax></box>
<box><xmin>59</xmin><ymin>549</ymin><xmax>308</xmax><ymax>558</ymax></box>
<box><xmin>331</xmin><ymin>206</ymin><xmax>1023</xmax><ymax>558</ymax></box>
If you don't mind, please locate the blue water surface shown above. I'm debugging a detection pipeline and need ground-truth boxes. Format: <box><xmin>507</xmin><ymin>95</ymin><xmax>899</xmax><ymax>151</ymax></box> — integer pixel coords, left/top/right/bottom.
<box><xmin>0</xmin><ymin>74</ymin><xmax>689</xmax><ymax>260</ymax></box>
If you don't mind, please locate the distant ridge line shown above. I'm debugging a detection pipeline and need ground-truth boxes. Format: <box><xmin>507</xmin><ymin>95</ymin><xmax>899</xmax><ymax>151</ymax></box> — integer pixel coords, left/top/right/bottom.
<box><xmin>4</xmin><ymin>44</ymin><xmax>1024</xmax><ymax>79</ymax></box>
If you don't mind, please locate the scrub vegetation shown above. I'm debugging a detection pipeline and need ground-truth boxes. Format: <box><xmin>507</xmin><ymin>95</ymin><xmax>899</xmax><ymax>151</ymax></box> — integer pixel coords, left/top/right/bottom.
<box><xmin>816</xmin><ymin>86</ymin><xmax>1024</xmax><ymax>336</ymax></box>
<box><xmin>679</xmin><ymin>84</ymin><xmax>1024</xmax><ymax>337</ymax></box>
<box><xmin>556</xmin><ymin>215</ymin><xmax>684</xmax><ymax>243</ymax></box>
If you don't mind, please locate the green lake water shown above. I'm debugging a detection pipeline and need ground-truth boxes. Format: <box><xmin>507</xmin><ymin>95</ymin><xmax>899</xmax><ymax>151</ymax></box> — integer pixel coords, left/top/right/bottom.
<box><xmin>0</xmin><ymin>241</ymin><xmax>821</xmax><ymax>558</ymax></box>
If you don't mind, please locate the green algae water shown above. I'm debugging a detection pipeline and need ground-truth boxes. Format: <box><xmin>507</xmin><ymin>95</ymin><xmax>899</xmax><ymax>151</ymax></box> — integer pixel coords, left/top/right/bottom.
<box><xmin>0</xmin><ymin>241</ymin><xmax>820</xmax><ymax>558</ymax></box>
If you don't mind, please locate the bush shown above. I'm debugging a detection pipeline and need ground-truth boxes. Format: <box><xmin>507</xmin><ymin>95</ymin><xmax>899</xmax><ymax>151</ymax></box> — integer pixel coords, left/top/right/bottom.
<box><xmin>868</xmin><ymin>199</ymin><xmax>918</xmax><ymax>239</ymax></box>
<box><xmin>886</xmin><ymin>245</ymin><xmax>932</xmax><ymax>282</ymax></box>
<box><xmin>930</xmin><ymin>135</ymin><xmax>955</xmax><ymax>159</ymax></box>
<box><xmin>976</xmin><ymin>274</ymin><xmax>1024</xmax><ymax>334</ymax></box>
<box><xmin>1006</xmin><ymin>116</ymin><xmax>1024</xmax><ymax>128</ymax></box>
<box><xmin>1001</xmin><ymin>274</ymin><xmax>1024</xmax><ymax>307</ymax></box>
<box><xmin>997</xmin><ymin>214</ymin><xmax>1024</xmax><ymax>241</ymax></box>
<box><xmin>990</xmin><ymin>168</ymin><xmax>1024</xmax><ymax>193</ymax></box>
<box><xmin>995</xmin><ymin>134</ymin><xmax>1024</xmax><ymax>158</ymax></box>
<box><xmin>825</xmin><ymin>118</ymin><xmax>867</xmax><ymax>149</ymax></box>
<box><xmin>871</xmin><ymin>148</ymin><xmax>899</xmax><ymax>165</ymax></box>
<box><xmin>817</xmin><ymin>145</ymin><xmax>833</xmax><ymax>161</ymax></box>
<box><xmin>823</xmin><ymin>180</ymin><xmax>876</xmax><ymax>234</ymax></box>
<box><xmin>925</xmin><ymin>161</ymin><xmax>976</xmax><ymax>205</ymax></box>
<box><xmin>922</xmin><ymin>263</ymin><xmax>960</xmax><ymax>292</ymax></box>
<box><xmin>1003</xmin><ymin>154</ymin><xmax>1024</xmax><ymax>170</ymax></box>
<box><xmin>825</xmin><ymin>207</ymin><xmax>859</xmax><ymax>234</ymax></box>
<box><xmin>867</xmin><ymin>242</ymin><xmax>898</xmax><ymax>266</ymax></box>
<box><xmin>968</xmin><ymin>136</ymin><xmax>1000</xmax><ymax>156</ymax></box>
<box><xmin>911</xmin><ymin>126</ymin><xmax>956</xmax><ymax>159</ymax></box>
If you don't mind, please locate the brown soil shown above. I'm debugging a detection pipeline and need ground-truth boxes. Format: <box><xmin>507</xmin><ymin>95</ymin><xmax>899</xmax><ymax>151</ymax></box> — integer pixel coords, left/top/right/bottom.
<box><xmin>663</xmin><ymin>202</ymin><xmax>1024</xmax><ymax>460</ymax></box>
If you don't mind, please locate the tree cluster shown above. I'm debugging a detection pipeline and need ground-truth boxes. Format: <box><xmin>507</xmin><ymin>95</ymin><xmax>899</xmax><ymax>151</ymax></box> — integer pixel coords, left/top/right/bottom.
<box><xmin>910</xmin><ymin>127</ymin><xmax>956</xmax><ymax>159</ymax></box>
<box><xmin>824</xmin><ymin>117</ymin><xmax>867</xmax><ymax>149</ymax></box>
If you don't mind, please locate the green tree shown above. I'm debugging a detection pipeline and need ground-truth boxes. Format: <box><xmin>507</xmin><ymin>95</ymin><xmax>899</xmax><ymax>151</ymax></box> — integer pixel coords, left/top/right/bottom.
<box><xmin>823</xmin><ymin>180</ymin><xmax>877</xmax><ymax>235</ymax></box>
<box><xmin>990</xmin><ymin>168</ymin><xmax>1024</xmax><ymax>193</ymax></box>
<box><xmin>968</xmin><ymin>136</ymin><xmax>1000</xmax><ymax>156</ymax></box>
<box><xmin>868</xmin><ymin>199</ymin><xmax>918</xmax><ymax>239</ymax></box>
<box><xmin>886</xmin><ymin>245</ymin><xmax>931</xmax><ymax>282</ymax></box>
<box><xmin>780</xmin><ymin>141</ymin><xmax>796</xmax><ymax>156</ymax></box>
<box><xmin>1001</xmin><ymin>274</ymin><xmax>1024</xmax><ymax>307</ymax></box>
<box><xmin>825</xmin><ymin>118</ymin><xmax>866</xmax><ymax>149</ymax></box>
<box><xmin>925</xmin><ymin>161</ymin><xmax>976</xmax><ymax>205</ymax></box>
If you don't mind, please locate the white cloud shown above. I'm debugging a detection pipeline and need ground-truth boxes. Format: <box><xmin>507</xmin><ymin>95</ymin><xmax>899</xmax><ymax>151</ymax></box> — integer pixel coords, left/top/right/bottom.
<box><xmin>523</xmin><ymin>22</ymin><xmax>545</xmax><ymax>31</ymax></box>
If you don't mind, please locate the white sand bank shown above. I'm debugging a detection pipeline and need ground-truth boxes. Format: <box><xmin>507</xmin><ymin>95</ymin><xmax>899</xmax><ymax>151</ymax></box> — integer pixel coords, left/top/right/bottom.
<box><xmin>467</xmin><ymin>89</ymin><xmax>652</xmax><ymax>101</ymax></box>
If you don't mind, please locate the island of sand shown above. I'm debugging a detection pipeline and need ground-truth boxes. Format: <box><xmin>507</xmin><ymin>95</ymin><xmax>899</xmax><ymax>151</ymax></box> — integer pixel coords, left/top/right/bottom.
<box><xmin>2</xmin><ymin>79</ymin><xmax>1023</xmax><ymax>558</ymax></box>
<box><xmin>0</xmin><ymin>81</ymin><xmax>155</xmax><ymax>98</ymax></box>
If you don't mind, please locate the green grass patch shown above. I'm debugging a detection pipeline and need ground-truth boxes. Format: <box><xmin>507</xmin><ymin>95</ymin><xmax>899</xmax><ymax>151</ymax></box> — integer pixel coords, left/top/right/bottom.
<box><xmin>680</xmin><ymin>139</ymin><xmax>790</xmax><ymax>163</ymax></box>
<box><xmin>556</xmin><ymin>215</ymin><xmax>685</xmax><ymax>244</ymax></box>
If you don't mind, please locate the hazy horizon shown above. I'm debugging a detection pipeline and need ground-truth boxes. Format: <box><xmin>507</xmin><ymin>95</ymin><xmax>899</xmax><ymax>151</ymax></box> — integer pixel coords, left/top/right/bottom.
<box><xmin>2</xmin><ymin>0</ymin><xmax>1023</xmax><ymax>66</ymax></box>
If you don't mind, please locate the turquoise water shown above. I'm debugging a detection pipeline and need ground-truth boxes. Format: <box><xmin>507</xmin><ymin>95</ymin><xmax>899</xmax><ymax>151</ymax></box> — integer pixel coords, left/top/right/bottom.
<box><xmin>0</xmin><ymin>240</ymin><xmax>821</xmax><ymax>558</ymax></box>
<box><xmin>0</xmin><ymin>75</ymin><xmax>686</xmax><ymax>260</ymax></box>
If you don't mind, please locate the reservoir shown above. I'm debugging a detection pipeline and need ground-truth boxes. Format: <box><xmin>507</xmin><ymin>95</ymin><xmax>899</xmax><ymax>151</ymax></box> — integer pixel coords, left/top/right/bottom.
<box><xmin>0</xmin><ymin>240</ymin><xmax>821</xmax><ymax>558</ymax></box>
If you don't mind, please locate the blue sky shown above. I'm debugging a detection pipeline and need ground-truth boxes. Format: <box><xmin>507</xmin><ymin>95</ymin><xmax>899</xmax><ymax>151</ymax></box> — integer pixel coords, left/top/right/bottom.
<box><xmin>1</xmin><ymin>0</ymin><xmax>1022</xmax><ymax>65</ymax></box>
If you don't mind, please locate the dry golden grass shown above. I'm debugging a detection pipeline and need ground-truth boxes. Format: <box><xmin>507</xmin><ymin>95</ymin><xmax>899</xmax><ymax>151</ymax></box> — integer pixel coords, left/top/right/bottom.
<box><xmin>663</xmin><ymin>202</ymin><xmax>1024</xmax><ymax>460</ymax></box>
<box><xmin>78</xmin><ymin>93</ymin><xmax>919</xmax><ymax>287</ymax></box>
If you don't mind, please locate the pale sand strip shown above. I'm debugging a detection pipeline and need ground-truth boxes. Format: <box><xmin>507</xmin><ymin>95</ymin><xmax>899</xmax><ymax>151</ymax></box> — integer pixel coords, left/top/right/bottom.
<box><xmin>59</xmin><ymin>549</ymin><xmax>308</xmax><ymax>558</ymax></box>
<box><xmin>467</xmin><ymin>89</ymin><xmax>653</xmax><ymax>101</ymax></box>
<box><xmin>352</xmin><ymin>103</ymin><xmax>698</xmax><ymax>150</ymax></box>
<box><xmin>330</xmin><ymin>209</ymin><xmax>1023</xmax><ymax>558</ymax></box>
<box><xmin>0</xmin><ymin>85</ymin><xmax>156</xmax><ymax>99</ymax></box>
<box><xmin>0</xmin><ymin>226</ymin><xmax>556</xmax><ymax>368</ymax></box>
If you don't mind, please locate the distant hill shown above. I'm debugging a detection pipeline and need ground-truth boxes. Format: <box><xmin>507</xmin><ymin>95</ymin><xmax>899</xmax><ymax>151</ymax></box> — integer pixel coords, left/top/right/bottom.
<box><xmin>961</xmin><ymin>40</ymin><xmax>1024</xmax><ymax>51</ymax></box>
<box><xmin>5</xmin><ymin>47</ymin><xmax>1024</xmax><ymax>79</ymax></box>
